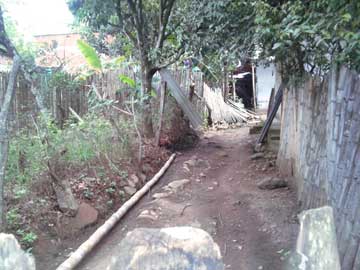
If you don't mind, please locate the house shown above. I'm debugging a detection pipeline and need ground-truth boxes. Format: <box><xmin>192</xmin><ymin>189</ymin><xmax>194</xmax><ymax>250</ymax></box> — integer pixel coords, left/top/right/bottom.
<box><xmin>34</xmin><ymin>33</ymin><xmax>87</xmax><ymax>73</ymax></box>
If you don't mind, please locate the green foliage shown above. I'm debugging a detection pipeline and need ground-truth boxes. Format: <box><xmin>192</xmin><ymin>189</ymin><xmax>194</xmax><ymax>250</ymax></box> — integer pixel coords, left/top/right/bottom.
<box><xmin>49</xmin><ymin>71</ymin><xmax>82</xmax><ymax>91</ymax></box>
<box><xmin>118</xmin><ymin>74</ymin><xmax>136</xmax><ymax>88</ymax></box>
<box><xmin>6</xmin><ymin>131</ymin><xmax>47</xmax><ymax>184</ymax></box>
<box><xmin>6</xmin><ymin>209</ymin><xmax>20</xmax><ymax>227</ymax></box>
<box><xmin>16</xmin><ymin>229</ymin><xmax>37</xmax><ymax>247</ymax></box>
<box><xmin>77</xmin><ymin>39</ymin><xmax>102</xmax><ymax>71</ymax></box>
<box><xmin>6</xmin><ymin>114</ymin><xmax>134</xmax><ymax>185</ymax></box>
<box><xmin>254</xmin><ymin>0</ymin><xmax>360</xmax><ymax>75</ymax></box>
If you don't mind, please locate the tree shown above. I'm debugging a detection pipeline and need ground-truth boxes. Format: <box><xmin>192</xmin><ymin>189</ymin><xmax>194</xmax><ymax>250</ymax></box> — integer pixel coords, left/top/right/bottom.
<box><xmin>68</xmin><ymin>0</ymin><xmax>188</xmax><ymax>138</ymax></box>
<box><xmin>176</xmin><ymin>0</ymin><xmax>257</xmax><ymax>86</ymax></box>
<box><xmin>254</xmin><ymin>0</ymin><xmax>360</xmax><ymax>77</ymax></box>
<box><xmin>0</xmin><ymin>6</ymin><xmax>21</xmax><ymax>232</ymax></box>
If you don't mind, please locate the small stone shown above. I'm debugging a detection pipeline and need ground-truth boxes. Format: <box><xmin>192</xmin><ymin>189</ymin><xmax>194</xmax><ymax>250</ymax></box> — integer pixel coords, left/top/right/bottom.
<box><xmin>258</xmin><ymin>266</ymin><xmax>263</xmax><ymax>270</ymax></box>
<box><xmin>124</xmin><ymin>186</ymin><xmax>137</xmax><ymax>196</ymax></box>
<box><xmin>152</xmin><ymin>192</ymin><xmax>170</xmax><ymax>199</ymax></box>
<box><xmin>137</xmin><ymin>209</ymin><xmax>158</xmax><ymax>221</ymax></box>
<box><xmin>199</xmin><ymin>173</ymin><xmax>206</xmax><ymax>178</ymax></box>
<box><xmin>228</xmin><ymin>177</ymin><xmax>233</xmax><ymax>181</ymax></box>
<box><xmin>138</xmin><ymin>173</ymin><xmax>147</xmax><ymax>182</ymax></box>
<box><xmin>254</xmin><ymin>143</ymin><xmax>265</xmax><ymax>153</ymax></box>
<box><xmin>213</xmin><ymin>181</ymin><xmax>219</xmax><ymax>186</ymax></box>
<box><xmin>141</xmin><ymin>163</ymin><xmax>153</xmax><ymax>174</ymax></box>
<box><xmin>164</xmin><ymin>179</ymin><xmax>190</xmax><ymax>192</ymax></box>
<box><xmin>184</xmin><ymin>156</ymin><xmax>197</xmax><ymax>167</ymax></box>
<box><xmin>183</xmin><ymin>164</ymin><xmax>191</xmax><ymax>172</ymax></box>
<box><xmin>251</xmin><ymin>152</ymin><xmax>265</xmax><ymax>160</ymax></box>
<box><xmin>237</xmin><ymin>245</ymin><xmax>243</xmax><ymax>250</ymax></box>
<box><xmin>218</xmin><ymin>151</ymin><xmax>228</xmax><ymax>158</ymax></box>
<box><xmin>208</xmin><ymin>187</ymin><xmax>214</xmax><ymax>190</ymax></box>
<box><xmin>257</xmin><ymin>177</ymin><xmax>288</xmax><ymax>190</ymax></box>
<box><xmin>196</xmin><ymin>179</ymin><xmax>201</xmax><ymax>183</ymax></box>
<box><xmin>127</xmin><ymin>174</ymin><xmax>140</xmax><ymax>188</ymax></box>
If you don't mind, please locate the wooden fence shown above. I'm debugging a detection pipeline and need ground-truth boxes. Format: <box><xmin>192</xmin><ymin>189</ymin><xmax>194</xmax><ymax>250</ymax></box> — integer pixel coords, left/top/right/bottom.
<box><xmin>0</xmin><ymin>68</ymin><xmax>204</xmax><ymax>131</ymax></box>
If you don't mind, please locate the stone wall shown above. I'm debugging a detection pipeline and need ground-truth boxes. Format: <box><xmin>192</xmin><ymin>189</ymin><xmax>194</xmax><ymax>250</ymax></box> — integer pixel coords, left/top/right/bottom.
<box><xmin>277</xmin><ymin>66</ymin><xmax>360</xmax><ymax>270</ymax></box>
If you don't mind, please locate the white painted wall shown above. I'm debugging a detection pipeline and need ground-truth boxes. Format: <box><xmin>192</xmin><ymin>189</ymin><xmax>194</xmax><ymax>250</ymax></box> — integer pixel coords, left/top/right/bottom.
<box><xmin>256</xmin><ymin>63</ymin><xmax>276</xmax><ymax>109</ymax></box>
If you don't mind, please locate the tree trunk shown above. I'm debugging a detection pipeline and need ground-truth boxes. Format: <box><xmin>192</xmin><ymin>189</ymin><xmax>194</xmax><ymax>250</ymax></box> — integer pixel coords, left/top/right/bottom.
<box><xmin>0</xmin><ymin>55</ymin><xmax>21</xmax><ymax>232</ymax></box>
<box><xmin>140</xmin><ymin>58</ymin><xmax>154</xmax><ymax>138</ymax></box>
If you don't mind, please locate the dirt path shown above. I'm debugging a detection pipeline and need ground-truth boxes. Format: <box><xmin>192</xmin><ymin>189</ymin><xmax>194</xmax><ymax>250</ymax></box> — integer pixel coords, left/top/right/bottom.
<box><xmin>77</xmin><ymin>127</ymin><xmax>298</xmax><ymax>270</ymax></box>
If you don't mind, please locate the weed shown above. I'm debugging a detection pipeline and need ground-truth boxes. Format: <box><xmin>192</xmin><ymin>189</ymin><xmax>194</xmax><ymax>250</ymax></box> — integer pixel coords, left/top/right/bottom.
<box><xmin>16</xmin><ymin>229</ymin><xmax>38</xmax><ymax>246</ymax></box>
<box><xmin>6</xmin><ymin>209</ymin><xmax>20</xmax><ymax>227</ymax></box>
<box><xmin>105</xmin><ymin>187</ymin><xmax>116</xmax><ymax>194</ymax></box>
<box><xmin>83</xmin><ymin>188</ymin><xmax>94</xmax><ymax>200</ymax></box>
<box><xmin>106</xmin><ymin>200</ymin><xmax>114</xmax><ymax>207</ymax></box>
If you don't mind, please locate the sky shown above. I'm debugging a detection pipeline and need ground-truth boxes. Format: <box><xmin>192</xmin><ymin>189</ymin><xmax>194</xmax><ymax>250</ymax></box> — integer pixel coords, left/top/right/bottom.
<box><xmin>4</xmin><ymin>0</ymin><xmax>74</xmax><ymax>37</ymax></box>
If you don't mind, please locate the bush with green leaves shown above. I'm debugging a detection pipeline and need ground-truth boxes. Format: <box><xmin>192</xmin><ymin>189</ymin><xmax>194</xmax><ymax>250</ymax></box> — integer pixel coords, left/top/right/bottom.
<box><xmin>5</xmin><ymin>113</ymin><xmax>134</xmax><ymax>188</ymax></box>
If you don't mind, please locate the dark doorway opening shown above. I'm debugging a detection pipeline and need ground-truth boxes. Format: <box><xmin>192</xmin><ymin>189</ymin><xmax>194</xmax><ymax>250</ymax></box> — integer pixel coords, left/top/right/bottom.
<box><xmin>233</xmin><ymin>62</ymin><xmax>255</xmax><ymax>110</ymax></box>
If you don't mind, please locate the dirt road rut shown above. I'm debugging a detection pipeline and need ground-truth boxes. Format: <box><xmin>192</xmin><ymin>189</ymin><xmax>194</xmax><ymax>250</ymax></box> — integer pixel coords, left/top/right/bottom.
<box><xmin>78</xmin><ymin>127</ymin><xmax>298</xmax><ymax>270</ymax></box>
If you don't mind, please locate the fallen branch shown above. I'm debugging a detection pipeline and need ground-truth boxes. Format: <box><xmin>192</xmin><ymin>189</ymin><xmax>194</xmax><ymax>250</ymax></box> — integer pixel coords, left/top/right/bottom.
<box><xmin>69</xmin><ymin>107</ymin><xmax>84</xmax><ymax>124</ymax></box>
<box><xmin>56</xmin><ymin>153</ymin><xmax>176</xmax><ymax>270</ymax></box>
<box><xmin>111</xmin><ymin>105</ymin><xmax>133</xmax><ymax>116</ymax></box>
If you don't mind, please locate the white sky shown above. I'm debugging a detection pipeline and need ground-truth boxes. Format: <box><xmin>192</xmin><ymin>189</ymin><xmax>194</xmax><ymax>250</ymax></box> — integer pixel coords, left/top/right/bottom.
<box><xmin>4</xmin><ymin>0</ymin><xmax>74</xmax><ymax>37</ymax></box>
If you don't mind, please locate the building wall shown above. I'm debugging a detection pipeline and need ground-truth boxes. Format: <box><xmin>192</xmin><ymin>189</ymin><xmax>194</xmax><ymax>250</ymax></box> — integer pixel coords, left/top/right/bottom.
<box><xmin>256</xmin><ymin>63</ymin><xmax>276</xmax><ymax>109</ymax></box>
<box><xmin>34</xmin><ymin>33</ymin><xmax>86</xmax><ymax>72</ymax></box>
<box><xmin>277</xmin><ymin>66</ymin><xmax>360</xmax><ymax>269</ymax></box>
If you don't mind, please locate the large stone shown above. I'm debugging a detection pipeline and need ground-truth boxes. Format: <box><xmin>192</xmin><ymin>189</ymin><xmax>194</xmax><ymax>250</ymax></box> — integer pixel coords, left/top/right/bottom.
<box><xmin>73</xmin><ymin>203</ymin><xmax>99</xmax><ymax>230</ymax></box>
<box><xmin>289</xmin><ymin>206</ymin><xmax>340</xmax><ymax>270</ymax></box>
<box><xmin>257</xmin><ymin>177</ymin><xmax>288</xmax><ymax>190</ymax></box>
<box><xmin>53</xmin><ymin>179</ymin><xmax>79</xmax><ymax>216</ymax></box>
<box><xmin>107</xmin><ymin>227</ymin><xmax>224</xmax><ymax>270</ymax></box>
<box><xmin>0</xmin><ymin>233</ymin><xmax>35</xmax><ymax>270</ymax></box>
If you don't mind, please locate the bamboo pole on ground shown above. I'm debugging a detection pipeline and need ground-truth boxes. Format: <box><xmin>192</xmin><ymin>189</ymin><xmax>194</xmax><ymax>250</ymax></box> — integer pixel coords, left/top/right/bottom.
<box><xmin>56</xmin><ymin>153</ymin><xmax>176</xmax><ymax>270</ymax></box>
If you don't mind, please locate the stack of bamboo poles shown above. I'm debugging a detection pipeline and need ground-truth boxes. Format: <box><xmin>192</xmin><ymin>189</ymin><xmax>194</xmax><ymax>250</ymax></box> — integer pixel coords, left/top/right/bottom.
<box><xmin>203</xmin><ymin>83</ymin><xmax>259</xmax><ymax>124</ymax></box>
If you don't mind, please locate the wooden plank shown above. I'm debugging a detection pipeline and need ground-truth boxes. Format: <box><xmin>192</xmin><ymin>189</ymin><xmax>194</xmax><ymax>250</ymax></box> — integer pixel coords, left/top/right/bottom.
<box><xmin>256</xmin><ymin>82</ymin><xmax>285</xmax><ymax>144</ymax></box>
<box><xmin>160</xmin><ymin>68</ymin><xmax>202</xmax><ymax>129</ymax></box>
<box><xmin>267</xmin><ymin>87</ymin><xmax>275</xmax><ymax>118</ymax></box>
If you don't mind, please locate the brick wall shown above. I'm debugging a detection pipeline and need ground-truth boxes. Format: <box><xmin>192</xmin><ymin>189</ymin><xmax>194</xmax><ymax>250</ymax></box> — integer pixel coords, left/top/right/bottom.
<box><xmin>277</xmin><ymin>66</ymin><xmax>360</xmax><ymax>269</ymax></box>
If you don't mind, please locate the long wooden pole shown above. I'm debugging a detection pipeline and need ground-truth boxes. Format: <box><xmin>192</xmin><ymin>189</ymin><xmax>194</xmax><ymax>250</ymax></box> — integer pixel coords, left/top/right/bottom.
<box><xmin>56</xmin><ymin>153</ymin><xmax>176</xmax><ymax>270</ymax></box>
<box><xmin>251</xmin><ymin>64</ymin><xmax>257</xmax><ymax>110</ymax></box>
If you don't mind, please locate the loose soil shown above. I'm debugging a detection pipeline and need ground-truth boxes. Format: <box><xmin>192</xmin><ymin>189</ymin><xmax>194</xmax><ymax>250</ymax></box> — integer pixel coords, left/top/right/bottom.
<box><xmin>38</xmin><ymin>127</ymin><xmax>299</xmax><ymax>269</ymax></box>
<box><xmin>70</xmin><ymin>127</ymin><xmax>298</xmax><ymax>270</ymax></box>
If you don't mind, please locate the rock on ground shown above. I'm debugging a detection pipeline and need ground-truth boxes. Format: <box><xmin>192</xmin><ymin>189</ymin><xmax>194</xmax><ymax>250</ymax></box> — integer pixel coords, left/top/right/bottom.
<box><xmin>250</xmin><ymin>152</ymin><xmax>265</xmax><ymax>160</ymax></box>
<box><xmin>164</xmin><ymin>179</ymin><xmax>190</xmax><ymax>192</ymax></box>
<box><xmin>72</xmin><ymin>203</ymin><xmax>99</xmax><ymax>230</ymax></box>
<box><xmin>291</xmin><ymin>206</ymin><xmax>340</xmax><ymax>270</ymax></box>
<box><xmin>124</xmin><ymin>186</ymin><xmax>137</xmax><ymax>196</ymax></box>
<box><xmin>0</xmin><ymin>233</ymin><xmax>35</xmax><ymax>270</ymax></box>
<box><xmin>107</xmin><ymin>227</ymin><xmax>224</xmax><ymax>270</ymax></box>
<box><xmin>53</xmin><ymin>179</ymin><xmax>79</xmax><ymax>216</ymax></box>
<box><xmin>257</xmin><ymin>177</ymin><xmax>288</xmax><ymax>190</ymax></box>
